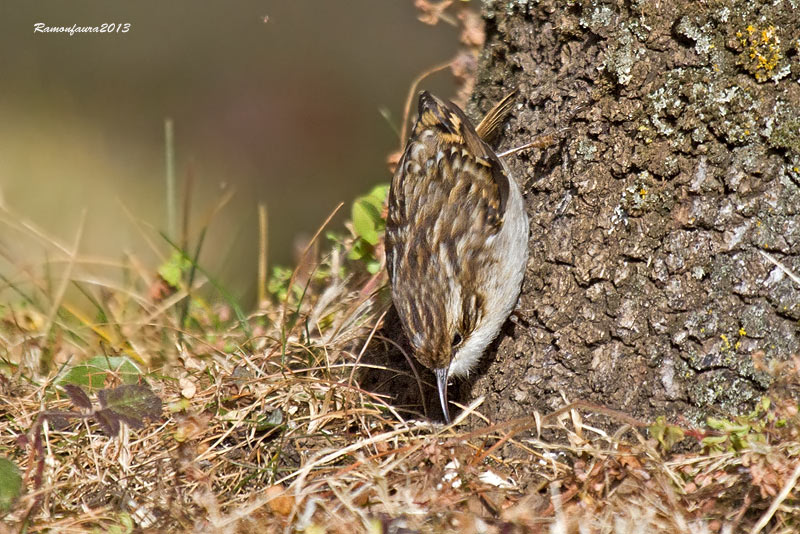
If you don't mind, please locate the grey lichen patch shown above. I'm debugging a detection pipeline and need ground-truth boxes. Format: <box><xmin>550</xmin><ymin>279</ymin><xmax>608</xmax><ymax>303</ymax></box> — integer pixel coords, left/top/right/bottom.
<box><xmin>575</xmin><ymin>139</ymin><xmax>598</xmax><ymax>161</ymax></box>
<box><xmin>579</xmin><ymin>4</ymin><xmax>616</xmax><ymax>33</ymax></box>
<box><xmin>619</xmin><ymin>173</ymin><xmax>673</xmax><ymax>216</ymax></box>
<box><xmin>601</xmin><ymin>28</ymin><xmax>644</xmax><ymax>86</ymax></box>
<box><xmin>676</xmin><ymin>17</ymin><xmax>716</xmax><ymax>56</ymax></box>
<box><xmin>768</xmin><ymin>279</ymin><xmax>800</xmax><ymax>321</ymax></box>
<box><xmin>647</xmin><ymin>85</ymin><xmax>677</xmax><ymax>137</ymax></box>
<box><xmin>649</xmin><ymin>71</ymin><xmax>761</xmax><ymax>148</ymax></box>
<box><xmin>663</xmin><ymin>231</ymin><xmax>714</xmax><ymax>275</ymax></box>
<box><xmin>688</xmin><ymin>372</ymin><xmax>760</xmax><ymax>419</ymax></box>
<box><xmin>707</xmin><ymin>86</ymin><xmax>759</xmax><ymax>146</ymax></box>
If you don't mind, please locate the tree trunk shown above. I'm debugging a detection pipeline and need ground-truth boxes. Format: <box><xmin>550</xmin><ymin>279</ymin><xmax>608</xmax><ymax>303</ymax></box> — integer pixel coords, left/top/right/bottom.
<box><xmin>462</xmin><ymin>0</ymin><xmax>800</xmax><ymax>426</ymax></box>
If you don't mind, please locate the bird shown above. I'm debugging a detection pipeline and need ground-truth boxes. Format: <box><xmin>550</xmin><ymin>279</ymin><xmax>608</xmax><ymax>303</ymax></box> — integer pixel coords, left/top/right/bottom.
<box><xmin>385</xmin><ymin>91</ymin><xmax>529</xmax><ymax>424</ymax></box>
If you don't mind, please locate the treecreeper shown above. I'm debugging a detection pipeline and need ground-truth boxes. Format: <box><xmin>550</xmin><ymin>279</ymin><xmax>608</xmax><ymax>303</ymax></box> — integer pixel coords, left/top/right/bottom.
<box><xmin>385</xmin><ymin>91</ymin><xmax>529</xmax><ymax>423</ymax></box>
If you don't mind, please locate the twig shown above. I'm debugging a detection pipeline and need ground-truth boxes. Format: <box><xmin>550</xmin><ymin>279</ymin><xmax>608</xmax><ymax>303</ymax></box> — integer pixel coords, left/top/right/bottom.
<box><xmin>758</xmin><ymin>249</ymin><xmax>800</xmax><ymax>287</ymax></box>
<box><xmin>497</xmin><ymin>125</ymin><xmax>572</xmax><ymax>158</ymax></box>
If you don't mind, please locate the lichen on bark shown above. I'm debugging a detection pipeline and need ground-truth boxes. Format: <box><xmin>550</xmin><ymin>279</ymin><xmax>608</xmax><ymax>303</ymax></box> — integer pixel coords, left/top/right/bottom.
<box><xmin>466</xmin><ymin>0</ymin><xmax>800</xmax><ymax>425</ymax></box>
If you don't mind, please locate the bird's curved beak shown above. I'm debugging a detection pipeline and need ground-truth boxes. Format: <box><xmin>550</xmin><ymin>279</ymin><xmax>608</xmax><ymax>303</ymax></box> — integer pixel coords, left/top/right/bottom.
<box><xmin>434</xmin><ymin>368</ymin><xmax>451</xmax><ymax>424</ymax></box>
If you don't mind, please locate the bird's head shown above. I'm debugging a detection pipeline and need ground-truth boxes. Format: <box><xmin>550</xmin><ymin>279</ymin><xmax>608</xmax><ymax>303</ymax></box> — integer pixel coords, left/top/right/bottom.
<box><xmin>402</xmin><ymin>288</ymin><xmax>485</xmax><ymax>425</ymax></box>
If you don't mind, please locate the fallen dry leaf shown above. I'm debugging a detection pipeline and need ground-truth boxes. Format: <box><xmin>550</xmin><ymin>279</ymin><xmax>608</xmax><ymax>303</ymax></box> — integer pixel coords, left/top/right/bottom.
<box><xmin>414</xmin><ymin>0</ymin><xmax>453</xmax><ymax>25</ymax></box>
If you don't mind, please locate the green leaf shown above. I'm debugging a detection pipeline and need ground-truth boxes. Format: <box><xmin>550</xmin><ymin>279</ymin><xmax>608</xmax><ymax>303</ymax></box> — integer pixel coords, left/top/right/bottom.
<box><xmin>730</xmin><ymin>424</ymin><xmax>751</xmax><ymax>437</ymax></box>
<box><xmin>0</xmin><ymin>457</ymin><xmax>22</xmax><ymax>514</ymax></box>
<box><xmin>706</xmin><ymin>417</ymin><xmax>729</xmax><ymax>431</ymax></box>
<box><xmin>351</xmin><ymin>184</ymin><xmax>389</xmax><ymax>246</ymax></box>
<box><xmin>701</xmin><ymin>435</ymin><xmax>729</xmax><ymax>450</ymax></box>
<box><xmin>168</xmin><ymin>398</ymin><xmax>191</xmax><ymax>413</ymax></box>
<box><xmin>707</xmin><ymin>416</ymin><xmax>750</xmax><ymax>435</ymax></box>
<box><xmin>158</xmin><ymin>250</ymin><xmax>191</xmax><ymax>288</ymax></box>
<box><xmin>57</xmin><ymin>356</ymin><xmax>143</xmax><ymax>391</ymax></box>
<box><xmin>352</xmin><ymin>199</ymin><xmax>382</xmax><ymax>245</ymax></box>
<box><xmin>649</xmin><ymin>416</ymin><xmax>684</xmax><ymax>452</ymax></box>
<box><xmin>267</xmin><ymin>265</ymin><xmax>293</xmax><ymax>300</ymax></box>
<box><xmin>347</xmin><ymin>238</ymin><xmax>371</xmax><ymax>261</ymax></box>
<box><xmin>94</xmin><ymin>512</ymin><xmax>134</xmax><ymax>534</ymax></box>
<box><xmin>365</xmin><ymin>183</ymin><xmax>389</xmax><ymax>205</ymax></box>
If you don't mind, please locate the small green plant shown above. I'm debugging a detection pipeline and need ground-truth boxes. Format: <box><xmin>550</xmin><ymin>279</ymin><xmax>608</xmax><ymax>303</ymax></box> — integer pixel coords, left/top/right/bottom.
<box><xmin>0</xmin><ymin>457</ymin><xmax>22</xmax><ymax>514</ymax></box>
<box><xmin>649</xmin><ymin>416</ymin><xmax>685</xmax><ymax>452</ymax></box>
<box><xmin>267</xmin><ymin>265</ymin><xmax>301</xmax><ymax>302</ymax></box>
<box><xmin>348</xmin><ymin>184</ymin><xmax>389</xmax><ymax>274</ymax></box>
<box><xmin>701</xmin><ymin>396</ymin><xmax>774</xmax><ymax>453</ymax></box>
<box><xmin>267</xmin><ymin>184</ymin><xmax>389</xmax><ymax>302</ymax></box>
<box><xmin>157</xmin><ymin>250</ymin><xmax>192</xmax><ymax>288</ymax></box>
<box><xmin>56</xmin><ymin>356</ymin><xmax>143</xmax><ymax>391</ymax></box>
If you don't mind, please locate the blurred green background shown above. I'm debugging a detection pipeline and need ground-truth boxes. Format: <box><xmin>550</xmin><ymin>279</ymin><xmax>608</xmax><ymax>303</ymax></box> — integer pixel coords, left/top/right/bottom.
<box><xmin>0</xmin><ymin>1</ymin><xmax>457</xmax><ymax>303</ymax></box>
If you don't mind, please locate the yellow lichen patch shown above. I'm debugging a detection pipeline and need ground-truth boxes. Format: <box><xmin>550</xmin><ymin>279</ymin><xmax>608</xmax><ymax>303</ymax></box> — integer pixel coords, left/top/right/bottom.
<box><xmin>739</xmin><ymin>24</ymin><xmax>782</xmax><ymax>82</ymax></box>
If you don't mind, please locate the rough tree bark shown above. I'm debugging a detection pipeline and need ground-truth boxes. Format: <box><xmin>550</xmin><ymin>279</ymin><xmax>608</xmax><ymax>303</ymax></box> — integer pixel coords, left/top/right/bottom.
<box><xmin>364</xmin><ymin>0</ymin><xmax>800</xmax><ymax>428</ymax></box>
<box><xmin>460</xmin><ymin>0</ymin><xmax>800</xmax><ymax>426</ymax></box>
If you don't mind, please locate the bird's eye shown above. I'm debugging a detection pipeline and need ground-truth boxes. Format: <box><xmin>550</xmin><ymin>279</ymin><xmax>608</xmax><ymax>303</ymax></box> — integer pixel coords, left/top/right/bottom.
<box><xmin>452</xmin><ymin>332</ymin><xmax>462</xmax><ymax>347</ymax></box>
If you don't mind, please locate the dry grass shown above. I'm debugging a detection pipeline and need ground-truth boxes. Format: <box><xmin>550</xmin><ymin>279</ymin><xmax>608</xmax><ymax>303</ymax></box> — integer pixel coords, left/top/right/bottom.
<box><xmin>2</xmin><ymin>198</ymin><xmax>800</xmax><ymax>534</ymax></box>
